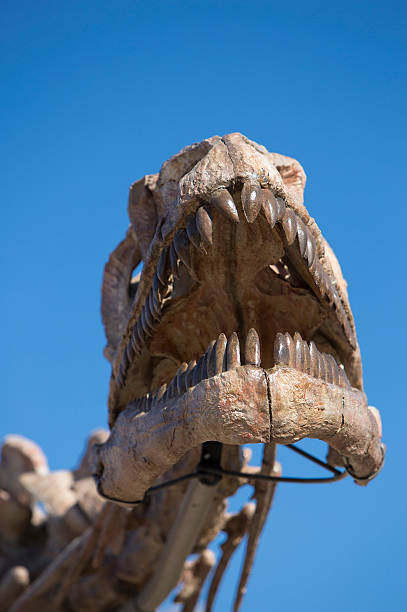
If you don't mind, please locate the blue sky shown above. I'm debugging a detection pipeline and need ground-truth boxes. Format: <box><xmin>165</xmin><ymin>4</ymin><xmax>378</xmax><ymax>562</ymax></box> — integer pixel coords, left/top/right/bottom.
<box><xmin>2</xmin><ymin>1</ymin><xmax>406</xmax><ymax>610</ymax></box>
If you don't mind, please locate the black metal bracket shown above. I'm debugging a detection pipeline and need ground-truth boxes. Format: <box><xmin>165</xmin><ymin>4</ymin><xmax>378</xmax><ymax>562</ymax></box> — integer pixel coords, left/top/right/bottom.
<box><xmin>197</xmin><ymin>441</ymin><xmax>224</xmax><ymax>485</ymax></box>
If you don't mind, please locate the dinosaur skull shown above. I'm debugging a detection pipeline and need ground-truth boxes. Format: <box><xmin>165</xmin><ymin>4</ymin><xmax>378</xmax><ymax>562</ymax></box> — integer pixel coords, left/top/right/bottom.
<box><xmin>101</xmin><ymin>133</ymin><xmax>362</xmax><ymax>428</ymax></box>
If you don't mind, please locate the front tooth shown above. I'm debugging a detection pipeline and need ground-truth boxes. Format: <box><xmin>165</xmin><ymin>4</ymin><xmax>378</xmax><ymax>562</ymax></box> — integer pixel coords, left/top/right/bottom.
<box><xmin>241</xmin><ymin>183</ymin><xmax>262</xmax><ymax>223</ymax></box>
<box><xmin>208</xmin><ymin>340</ymin><xmax>218</xmax><ymax>377</ymax></box>
<box><xmin>275</xmin><ymin>196</ymin><xmax>286</xmax><ymax>220</ymax></box>
<box><xmin>296</xmin><ymin>219</ymin><xmax>308</xmax><ymax>257</ymax></box>
<box><xmin>168</xmin><ymin>376</ymin><xmax>177</xmax><ymax>399</ymax></box>
<box><xmin>215</xmin><ymin>333</ymin><xmax>227</xmax><ymax>373</ymax></box>
<box><xmin>309</xmin><ymin>341</ymin><xmax>319</xmax><ymax>377</ymax></box>
<box><xmin>305</xmin><ymin>231</ymin><xmax>316</xmax><ymax>266</ymax></box>
<box><xmin>244</xmin><ymin>329</ymin><xmax>261</xmax><ymax>366</ymax></box>
<box><xmin>192</xmin><ymin>356</ymin><xmax>204</xmax><ymax>386</ymax></box>
<box><xmin>204</xmin><ymin>341</ymin><xmax>216</xmax><ymax>378</ymax></box>
<box><xmin>338</xmin><ymin>365</ymin><xmax>351</xmax><ymax>389</ymax></box>
<box><xmin>284</xmin><ymin>332</ymin><xmax>296</xmax><ymax>367</ymax></box>
<box><xmin>157</xmin><ymin>248</ymin><xmax>169</xmax><ymax>285</ymax></box>
<box><xmin>318</xmin><ymin>352</ymin><xmax>327</xmax><ymax>381</ymax></box>
<box><xmin>157</xmin><ymin>384</ymin><xmax>167</xmax><ymax>401</ymax></box>
<box><xmin>196</xmin><ymin>206</ymin><xmax>213</xmax><ymax>247</ymax></box>
<box><xmin>328</xmin><ymin>354</ymin><xmax>340</xmax><ymax>386</ymax></box>
<box><xmin>169</xmin><ymin>244</ymin><xmax>180</xmax><ymax>278</ymax></box>
<box><xmin>226</xmin><ymin>332</ymin><xmax>240</xmax><ymax>369</ymax></box>
<box><xmin>211</xmin><ymin>189</ymin><xmax>239</xmax><ymax>223</ymax></box>
<box><xmin>274</xmin><ymin>332</ymin><xmax>289</xmax><ymax>366</ymax></box>
<box><xmin>262</xmin><ymin>189</ymin><xmax>278</xmax><ymax>228</ymax></box>
<box><xmin>293</xmin><ymin>332</ymin><xmax>304</xmax><ymax>371</ymax></box>
<box><xmin>185</xmin><ymin>360</ymin><xmax>196</xmax><ymax>388</ymax></box>
<box><xmin>176</xmin><ymin>363</ymin><xmax>188</xmax><ymax>395</ymax></box>
<box><xmin>324</xmin><ymin>354</ymin><xmax>334</xmax><ymax>384</ymax></box>
<box><xmin>281</xmin><ymin>209</ymin><xmax>297</xmax><ymax>245</ymax></box>
<box><xmin>174</xmin><ymin>229</ymin><xmax>192</xmax><ymax>270</ymax></box>
<box><xmin>186</xmin><ymin>215</ymin><xmax>205</xmax><ymax>252</ymax></box>
<box><xmin>303</xmin><ymin>340</ymin><xmax>312</xmax><ymax>375</ymax></box>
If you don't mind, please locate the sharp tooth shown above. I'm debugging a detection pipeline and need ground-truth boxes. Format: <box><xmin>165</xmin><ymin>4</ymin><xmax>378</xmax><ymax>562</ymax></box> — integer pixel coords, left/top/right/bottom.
<box><xmin>296</xmin><ymin>219</ymin><xmax>308</xmax><ymax>257</ymax></box>
<box><xmin>262</xmin><ymin>189</ymin><xmax>278</xmax><ymax>228</ymax></box>
<box><xmin>144</xmin><ymin>299</ymin><xmax>155</xmax><ymax>331</ymax></box>
<box><xmin>140</xmin><ymin>307</ymin><xmax>152</xmax><ymax>337</ymax></box>
<box><xmin>167</xmin><ymin>376</ymin><xmax>177</xmax><ymax>399</ymax></box>
<box><xmin>169</xmin><ymin>244</ymin><xmax>180</xmax><ymax>278</ymax></box>
<box><xmin>126</xmin><ymin>340</ymin><xmax>135</xmax><ymax>365</ymax></box>
<box><xmin>131</xmin><ymin>324</ymin><xmax>142</xmax><ymax>355</ymax></box>
<box><xmin>338</xmin><ymin>365</ymin><xmax>351</xmax><ymax>389</ymax></box>
<box><xmin>275</xmin><ymin>196</ymin><xmax>286</xmax><ymax>220</ymax></box>
<box><xmin>274</xmin><ymin>332</ymin><xmax>290</xmax><ymax>366</ymax></box>
<box><xmin>174</xmin><ymin>229</ymin><xmax>192</xmax><ymax>270</ymax></box>
<box><xmin>176</xmin><ymin>362</ymin><xmax>189</xmax><ymax>395</ymax></box>
<box><xmin>318</xmin><ymin>352</ymin><xmax>327</xmax><ymax>382</ymax></box>
<box><xmin>196</xmin><ymin>206</ymin><xmax>213</xmax><ymax>247</ymax></box>
<box><xmin>208</xmin><ymin>340</ymin><xmax>218</xmax><ymax>377</ymax></box>
<box><xmin>226</xmin><ymin>332</ymin><xmax>240</xmax><ymax>370</ymax></box>
<box><xmin>203</xmin><ymin>341</ymin><xmax>216</xmax><ymax>378</ymax></box>
<box><xmin>157</xmin><ymin>384</ymin><xmax>167</xmax><ymax>401</ymax></box>
<box><xmin>192</xmin><ymin>356</ymin><xmax>204</xmax><ymax>386</ymax></box>
<box><xmin>186</xmin><ymin>214</ymin><xmax>205</xmax><ymax>252</ymax></box>
<box><xmin>284</xmin><ymin>332</ymin><xmax>296</xmax><ymax>368</ymax></box>
<box><xmin>149</xmin><ymin>290</ymin><xmax>160</xmax><ymax>321</ymax></box>
<box><xmin>303</xmin><ymin>340</ymin><xmax>312</xmax><ymax>375</ymax></box>
<box><xmin>215</xmin><ymin>333</ymin><xmax>227</xmax><ymax>373</ymax></box>
<box><xmin>152</xmin><ymin>273</ymin><xmax>161</xmax><ymax>301</ymax></box>
<box><xmin>157</xmin><ymin>248</ymin><xmax>169</xmax><ymax>285</ymax></box>
<box><xmin>244</xmin><ymin>329</ymin><xmax>261</xmax><ymax>366</ymax></box>
<box><xmin>241</xmin><ymin>183</ymin><xmax>262</xmax><ymax>223</ymax></box>
<box><xmin>309</xmin><ymin>341</ymin><xmax>319</xmax><ymax>377</ymax></box>
<box><xmin>309</xmin><ymin>258</ymin><xmax>324</xmax><ymax>292</ymax></box>
<box><xmin>324</xmin><ymin>354</ymin><xmax>334</xmax><ymax>384</ymax></box>
<box><xmin>305</xmin><ymin>231</ymin><xmax>316</xmax><ymax>266</ymax></box>
<box><xmin>293</xmin><ymin>332</ymin><xmax>304</xmax><ymax>371</ymax></box>
<box><xmin>185</xmin><ymin>360</ymin><xmax>196</xmax><ymax>388</ymax></box>
<box><xmin>211</xmin><ymin>189</ymin><xmax>239</xmax><ymax>223</ymax></box>
<box><xmin>327</xmin><ymin>354</ymin><xmax>340</xmax><ymax>386</ymax></box>
<box><xmin>136</xmin><ymin>319</ymin><xmax>145</xmax><ymax>346</ymax></box>
<box><xmin>281</xmin><ymin>209</ymin><xmax>297</xmax><ymax>245</ymax></box>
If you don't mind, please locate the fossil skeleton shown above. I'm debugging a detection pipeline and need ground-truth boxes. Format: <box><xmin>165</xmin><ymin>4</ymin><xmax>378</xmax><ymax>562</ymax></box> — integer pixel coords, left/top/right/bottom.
<box><xmin>2</xmin><ymin>134</ymin><xmax>384</xmax><ymax>611</ymax></box>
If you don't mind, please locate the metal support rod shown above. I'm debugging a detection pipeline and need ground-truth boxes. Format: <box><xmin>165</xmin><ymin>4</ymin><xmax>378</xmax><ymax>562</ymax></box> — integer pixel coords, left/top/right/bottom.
<box><xmin>133</xmin><ymin>443</ymin><xmax>223</xmax><ymax>612</ymax></box>
<box><xmin>134</xmin><ymin>478</ymin><xmax>219</xmax><ymax>612</ymax></box>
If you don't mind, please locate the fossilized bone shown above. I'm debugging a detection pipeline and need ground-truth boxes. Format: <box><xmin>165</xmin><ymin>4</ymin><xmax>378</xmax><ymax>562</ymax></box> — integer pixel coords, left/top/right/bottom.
<box><xmin>3</xmin><ymin>134</ymin><xmax>384</xmax><ymax>612</ymax></box>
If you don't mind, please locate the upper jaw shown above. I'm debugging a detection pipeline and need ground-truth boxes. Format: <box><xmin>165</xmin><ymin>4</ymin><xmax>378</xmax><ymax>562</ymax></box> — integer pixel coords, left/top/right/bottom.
<box><xmin>102</xmin><ymin>134</ymin><xmax>362</xmax><ymax>425</ymax></box>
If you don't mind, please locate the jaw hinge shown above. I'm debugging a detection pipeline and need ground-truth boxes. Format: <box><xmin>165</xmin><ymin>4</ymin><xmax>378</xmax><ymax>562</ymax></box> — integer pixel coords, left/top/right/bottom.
<box><xmin>197</xmin><ymin>441</ymin><xmax>223</xmax><ymax>485</ymax></box>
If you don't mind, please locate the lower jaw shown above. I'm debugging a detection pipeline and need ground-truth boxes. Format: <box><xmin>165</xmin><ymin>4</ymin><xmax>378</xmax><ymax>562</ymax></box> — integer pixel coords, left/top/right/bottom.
<box><xmin>97</xmin><ymin>329</ymin><xmax>382</xmax><ymax>503</ymax></box>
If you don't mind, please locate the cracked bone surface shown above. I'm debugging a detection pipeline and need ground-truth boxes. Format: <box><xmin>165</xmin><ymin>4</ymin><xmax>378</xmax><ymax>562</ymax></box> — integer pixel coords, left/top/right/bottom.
<box><xmin>4</xmin><ymin>134</ymin><xmax>384</xmax><ymax>612</ymax></box>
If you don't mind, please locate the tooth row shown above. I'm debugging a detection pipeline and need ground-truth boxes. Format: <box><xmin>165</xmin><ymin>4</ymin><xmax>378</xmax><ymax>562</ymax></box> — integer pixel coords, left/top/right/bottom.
<box><xmin>274</xmin><ymin>331</ymin><xmax>351</xmax><ymax>389</ymax></box>
<box><xmin>132</xmin><ymin>329</ymin><xmax>260</xmax><ymax>406</ymax></box>
<box><xmin>116</xmin><ymin>278</ymin><xmax>164</xmax><ymax>387</ymax></box>
<box><xmin>116</xmin><ymin>182</ymin><xmax>355</xmax><ymax>388</ymax></box>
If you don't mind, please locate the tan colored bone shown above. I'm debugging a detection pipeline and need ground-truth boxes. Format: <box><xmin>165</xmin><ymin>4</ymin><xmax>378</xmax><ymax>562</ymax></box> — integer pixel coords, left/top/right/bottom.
<box><xmin>94</xmin><ymin>364</ymin><xmax>383</xmax><ymax>504</ymax></box>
